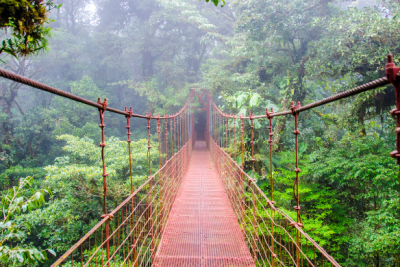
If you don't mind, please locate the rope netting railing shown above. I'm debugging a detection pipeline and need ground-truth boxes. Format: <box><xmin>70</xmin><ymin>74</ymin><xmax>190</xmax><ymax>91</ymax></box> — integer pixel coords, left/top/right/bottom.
<box><xmin>204</xmin><ymin>55</ymin><xmax>400</xmax><ymax>267</ymax></box>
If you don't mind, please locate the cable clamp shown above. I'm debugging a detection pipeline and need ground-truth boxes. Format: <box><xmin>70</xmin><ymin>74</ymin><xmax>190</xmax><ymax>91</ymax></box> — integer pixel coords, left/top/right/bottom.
<box><xmin>124</xmin><ymin>106</ymin><xmax>133</xmax><ymax>118</ymax></box>
<box><xmin>390</xmin><ymin>150</ymin><xmax>400</xmax><ymax>159</ymax></box>
<box><xmin>386</xmin><ymin>54</ymin><xmax>400</xmax><ymax>83</ymax></box>
<box><xmin>267</xmin><ymin>200</ymin><xmax>276</xmax><ymax>206</ymax></box>
<box><xmin>97</xmin><ymin>97</ymin><xmax>108</xmax><ymax>110</ymax></box>
<box><xmin>101</xmin><ymin>214</ymin><xmax>114</xmax><ymax>220</ymax></box>
<box><xmin>266</xmin><ymin>107</ymin><xmax>274</xmax><ymax>119</ymax></box>
<box><xmin>290</xmin><ymin>101</ymin><xmax>301</xmax><ymax>115</ymax></box>
<box><xmin>289</xmin><ymin>222</ymin><xmax>303</xmax><ymax>228</ymax></box>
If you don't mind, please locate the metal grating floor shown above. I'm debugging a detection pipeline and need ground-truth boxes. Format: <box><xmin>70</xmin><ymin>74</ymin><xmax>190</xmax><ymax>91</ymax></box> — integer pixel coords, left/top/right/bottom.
<box><xmin>154</xmin><ymin>141</ymin><xmax>255</xmax><ymax>267</ymax></box>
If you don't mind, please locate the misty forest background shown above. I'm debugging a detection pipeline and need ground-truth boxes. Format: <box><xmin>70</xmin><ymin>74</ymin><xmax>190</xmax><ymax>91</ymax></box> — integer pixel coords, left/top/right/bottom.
<box><xmin>1</xmin><ymin>0</ymin><xmax>400</xmax><ymax>266</ymax></box>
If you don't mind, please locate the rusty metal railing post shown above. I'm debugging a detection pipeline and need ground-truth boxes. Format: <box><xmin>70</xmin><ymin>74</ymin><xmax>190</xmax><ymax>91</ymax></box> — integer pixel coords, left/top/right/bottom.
<box><xmin>97</xmin><ymin>98</ymin><xmax>113</xmax><ymax>266</ymax></box>
<box><xmin>249</xmin><ymin>113</ymin><xmax>258</xmax><ymax>262</ymax></box>
<box><xmin>228</xmin><ymin>115</ymin><xmax>231</xmax><ymax>154</ymax></box>
<box><xmin>125</xmin><ymin>107</ymin><xmax>134</xmax><ymax>193</ymax></box>
<box><xmin>146</xmin><ymin>113</ymin><xmax>154</xmax><ymax>262</ymax></box>
<box><xmin>225</xmin><ymin>114</ymin><xmax>228</xmax><ymax>148</ymax></box>
<box><xmin>266</xmin><ymin>107</ymin><xmax>276</xmax><ymax>265</ymax></box>
<box><xmin>221</xmin><ymin>114</ymin><xmax>224</xmax><ymax>148</ymax></box>
<box><xmin>214</xmin><ymin>109</ymin><xmax>216</xmax><ymax>143</ymax></box>
<box><xmin>170</xmin><ymin>115</ymin><xmax>173</xmax><ymax>156</ymax></box>
<box><xmin>290</xmin><ymin>101</ymin><xmax>303</xmax><ymax>267</ymax></box>
<box><xmin>175</xmin><ymin>116</ymin><xmax>177</xmax><ymax>154</ymax></box>
<box><xmin>240</xmin><ymin>115</ymin><xmax>245</xmax><ymax>228</ymax></box>
<box><xmin>125</xmin><ymin>106</ymin><xmax>137</xmax><ymax>265</ymax></box>
<box><xmin>386</xmin><ymin>54</ymin><xmax>400</xmax><ymax>250</ymax></box>
<box><xmin>157</xmin><ymin>115</ymin><xmax>162</xmax><ymax>251</ymax></box>
<box><xmin>234</xmin><ymin>116</ymin><xmax>237</xmax><ymax>162</ymax></box>
<box><xmin>250</xmin><ymin>113</ymin><xmax>255</xmax><ymax>180</ymax></box>
<box><xmin>165</xmin><ymin>115</ymin><xmax>169</xmax><ymax>161</ymax></box>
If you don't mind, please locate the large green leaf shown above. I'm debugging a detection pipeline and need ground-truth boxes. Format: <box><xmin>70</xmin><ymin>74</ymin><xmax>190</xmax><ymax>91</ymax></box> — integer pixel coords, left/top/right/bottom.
<box><xmin>235</xmin><ymin>92</ymin><xmax>248</xmax><ymax>108</ymax></box>
<box><xmin>238</xmin><ymin>108</ymin><xmax>247</xmax><ymax>117</ymax></box>
<box><xmin>249</xmin><ymin>93</ymin><xmax>261</xmax><ymax>108</ymax></box>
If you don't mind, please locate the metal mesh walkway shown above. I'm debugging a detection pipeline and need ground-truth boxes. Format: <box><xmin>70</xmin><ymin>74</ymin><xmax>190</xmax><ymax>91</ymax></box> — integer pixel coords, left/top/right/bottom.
<box><xmin>154</xmin><ymin>141</ymin><xmax>255</xmax><ymax>267</ymax></box>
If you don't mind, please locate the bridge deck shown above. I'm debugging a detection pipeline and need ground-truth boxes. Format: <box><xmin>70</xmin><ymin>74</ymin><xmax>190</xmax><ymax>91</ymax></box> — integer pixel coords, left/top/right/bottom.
<box><xmin>154</xmin><ymin>141</ymin><xmax>255</xmax><ymax>267</ymax></box>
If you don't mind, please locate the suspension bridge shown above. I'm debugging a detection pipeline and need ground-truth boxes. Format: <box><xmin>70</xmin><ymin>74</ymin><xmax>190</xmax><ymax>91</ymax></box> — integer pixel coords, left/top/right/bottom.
<box><xmin>0</xmin><ymin>54</ymin><xmax>399</xmax><ymax>267</ymax></box>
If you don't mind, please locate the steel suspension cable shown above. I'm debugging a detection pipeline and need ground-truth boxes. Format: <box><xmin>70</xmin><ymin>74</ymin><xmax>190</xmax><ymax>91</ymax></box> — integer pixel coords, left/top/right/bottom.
<box><xmin>211</xmin><ymin>76</ymin><xmax>391</xmax><ymax>120</ymax></box>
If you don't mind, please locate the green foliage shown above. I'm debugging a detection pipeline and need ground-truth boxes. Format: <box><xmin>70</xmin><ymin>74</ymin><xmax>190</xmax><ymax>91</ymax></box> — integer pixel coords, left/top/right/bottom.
<box><xmin>44</xmin><ymin>134</ymin><xmax>159</xmax><ymax>203</ymax></box>
<box><xmin>0</xmin><ymin>176</ymin><xmax>53</xmax><ymax>266</ymax></box>
<box><xmin>0</xmin><ymin>0</ymin><xmax>61</xmax><ymax>59</ymax></box>
<box><xmin>201</xmin><ymin>0</ymin><xmax>225</xmax><ymax>7</ymax></box>
<box><xmin>0</xmin><ymin>165</ymin><xmax>46</xmax><ymax>190</ymax></box>
<box><xmin>1</xmin><ymin>0</ymin><xmax>400</xmax><ymax>266</ymax></box>
<box><xmin>265</xmin><ymin>133</ymin><xmax>399</xmax><ymax>264</ymax></box>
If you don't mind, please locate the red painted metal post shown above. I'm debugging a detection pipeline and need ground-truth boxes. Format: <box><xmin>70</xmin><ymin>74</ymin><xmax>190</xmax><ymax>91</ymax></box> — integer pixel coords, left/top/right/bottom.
<box><xmin>125</xmin><ymin>107</ymin><xmax>133</xmax><ymax>193</ymax></box>
<box><xmin>250</xmin><ymin>113</ymin><xmax>255</xmax><ymax>180</ymax></box>
<box><xmin>240</xmin><ymin>116</ymin><xmax>245</xmax><ymax>228</ymax></box>
<box><xmin>223</xmin><ymin>116</ymin><xmax>225</xmax><ymax>148</ymax></box>
<box><xmin>207</xmin><ymin>92</ymin><xmax>210</xmax><ymax>141</ymax></box>
<box><xmin>249</xmin><ymin>113</ymin><xmax>258</xmax><ymax>262</ymax></box>
<box><xmin>290</xmin><ymin>101</ymin><xmax>303</xmax><ymax>267</ymax></box>
<box><xmin>157</xmin><ymin>115</ymin><xmax>162</xmax><ymax>245</ymax></box>
<box><xmin>165</xmin><ymin>115</ymin><xmax>169</xmax><ymax>160</ymax></box>
<box><xmin>191</xmin><ymin>112</ymin><xmax>195</xmax><ymax>143</ymax></box>
<box><xmin>124</xmin><ymin>106</ymin><xmax>137</xmax><ymax>264</ymax></box>
<box><xmin>146</xmin><ymin>113</ymin><xmax>154</xmax><ymax>262</ymax></box>
<box><xmin>234</xmin><ymin>116</ymin><xmax>237</xmax><ymax>162</ymax></box>
<box><xmin>228</xmin><ymin>116</ymin><xmax>231</xmax><ymax>153</ymax></box>
<box><xmin>97</xmin><ymin>98</ymin><xmax>112</xmax><ymax>266</ymax></box>
<box><xmin>386</xmin><ymin>54</ymin><xmax>400</xmax><ymax>248</ymax></box>
<box><xmin>266</xmin><ymin>107</ymin><xmax>276</xmax><ymax>265</ymax></box>
<box><xmin>218</xmin><ymin>114</ymin><xmax>220</xmax><ymax>146</ymax></box>
<box><xmin>177</xmin><ymin>114</ymin><xmax>180</xmax><ymax>151</ymax></box>
<box><xmin>170</xmin><ymin>116</ymin><xmax>173</xmax><ymax>156</ymax></box>
<box><xmin>214</xmin><ymin>108</ymin><xmax>216</xmax><ymax>142</ymax></box>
